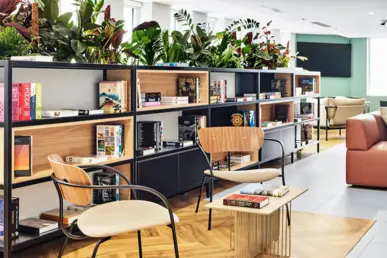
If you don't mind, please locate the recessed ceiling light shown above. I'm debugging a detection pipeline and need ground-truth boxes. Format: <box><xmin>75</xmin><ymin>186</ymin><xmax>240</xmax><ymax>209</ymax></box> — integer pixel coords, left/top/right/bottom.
<box><xmin>369</xmin><ymin>12</ymin><xmax>375</xmax><ymax>16</ymax></box>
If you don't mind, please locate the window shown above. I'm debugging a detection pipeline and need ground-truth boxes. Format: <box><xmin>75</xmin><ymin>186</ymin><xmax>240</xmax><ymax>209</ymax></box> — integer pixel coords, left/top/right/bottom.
<box><xmin>368</xmin><ymin>39</ymin><xmax>387</xmax><ymax>96</ymax></box>
<box><xmin>123</xmin><ymin>1</ymin><xmax>141</xmax><ymax>42</ymax></box>
<box><xmin>207</xmin><ymin>17</ymin><xmax>217</xmax><ymax>33</ymax></box>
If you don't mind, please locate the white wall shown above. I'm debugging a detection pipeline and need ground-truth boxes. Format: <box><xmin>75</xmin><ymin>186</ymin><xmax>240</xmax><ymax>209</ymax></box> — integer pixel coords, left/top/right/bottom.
<box><xmin>192</xmin><ymin>11</ymin><xmax>207</xmax><ymax>24</ymax></box>
<box><xmin>151</xmin><ymin>2</ymin><xmax>171</xmax><ymax>29</ymax></box>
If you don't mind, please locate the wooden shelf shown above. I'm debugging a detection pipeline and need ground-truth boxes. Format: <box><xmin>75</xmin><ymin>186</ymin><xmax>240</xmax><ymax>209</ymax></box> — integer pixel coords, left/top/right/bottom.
<box><xmin>137</xmin><ymin>103</ymin><xmax>208</xmax><ymax>113</ymax></box>
<box><xmin>11</xmin><ymin>156</ymin><xmax>133</xmax><ymax>186</ymax></box>
<box><xmin>259</xmin><ymin>97</ymin><xmax>295</xmax><ymax>105</ymax></box>
<box><xmin>294</xmin><ymin>94</ymin><xmax>320</xmax><ymax>99</ymax></box>
<box><xmin>294</xmin><ymin>118</ymin><xmax>319</xmax><ymax>125</ymax></box>
<box><xmin>261</xmin><ymin>122</ymin><xmax>294</xmax><ymax>131</ymax></box>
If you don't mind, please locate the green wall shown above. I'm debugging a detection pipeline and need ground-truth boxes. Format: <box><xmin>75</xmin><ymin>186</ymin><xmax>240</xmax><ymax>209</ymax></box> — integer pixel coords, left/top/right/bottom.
<box><xmin>296</xmin><ymin>35</ymin><xmax>375</xmax><ymax>110</ymax></box>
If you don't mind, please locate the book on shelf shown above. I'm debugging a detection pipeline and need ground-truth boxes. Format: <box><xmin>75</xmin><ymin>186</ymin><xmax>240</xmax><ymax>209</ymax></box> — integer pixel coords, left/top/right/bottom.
<box><xmin>271</xmin><ymin>79</ymin><xmax>288</xmax><ymax>97</ymax></box>
<box><xmin>96</xmin><ymin>125</ymin><xmax>124</xmax><ymax>158</ymax></box>
<box><xmin>228</xmin><ymin>154</ymin><xmax>251</xmax><ymax>163</ymax></box>
<box><xmin>178</xmin><ymin>78</ymin><xmax>200</xmax><ymax>103</ymax></box>
<box><xmin>0</xmin><ymin>196</ymin><xmax>19</xmax><ymax>238</ymax></box>
<box><xmin>65</xmin><ymin>155</ymin><xmax>108</xmax><ymax>164</ymax></box>
<box><xmin>137</xmin><ymin>121</ymin><xmax>163</xmax><ymax>150</ymax></box>
<box><xmin>300</xmin><ymin>78</ymin><xmax>316</xmax><ymax>94</ymax></box>
<box><xmin>178</xmin><ymin>115</ymin><xmax>206</xmax><ymax>142</ymax></box>
<box><xmin>19</xmin><ymin>83</ymin><xmax>31</xmax><ymax>121</ymax></box>
<box><xmin>14</xmin><ymin>136</ymin><xmax>32</xmax><ymax>177</ymax></box>
<box><xmin>137</xmin><ymin>78</ymin><xmax>142</xmax><ymax>108</ymax></box>
<box><xmin>141</xmin><ymin>92</ymin><xmax>161</xmax><ymax>102</ymax></box>
<box><xmin>30</xmin><ymin>83</ymin><xmax>36</xmax><ymax>120</ymax></box>
<box><xmin>218</xmin><ymin>161</ymin><xmax>236</xmax><ymax>170</ymax></box>
<box><xmin>99</xmin><ymin>80</ymin><xmax>127</xmax><ymax>113</ymax></box>
<box><xmin>68</xmin><ymin>204</ymin><xmax>96</xmax><ymax>212</ymax></box>
<box><xmin>300</xmin><ymin>102</ymin><xmax>314</xmax><ymax>115</ymax></box>
<box><xmin>93</xmin><ymin>172</ymin><xmax>119</xmax><ymax>204</ymax></box>
<box><xmin>11</xmin><ymin>56</ymin><xmax>53</xmax><ymax>62</ymax></box>
<box><xmin>0</xmin><ymin>83</ymin><xmax>19</xmax><ymax>122</ymax></box>
<box><xmin>240</xmin><ymin>183</ymin><xmax>289</xmax><ymax>197</ymax></box>
<box><xmin>19</xmin><ymin>218</ymin><xmax>58</xmax><ymax>236</ymax></box>
<box><xmin>35</xmin><ymin>83</ymin><xmax>42</xmax><ymax>119</ymax></box>
<box><xmin>40</xmin><ymin>209</ymin><xmax>81</xmax><ymax>225</ymax></box>
<box><xmin>261</xmin><ymin>121</ymin><xmax>283</xmax><ymax>127</ymax></box>
<box><xmin>223</xmin><ymin>194</ymin><xmax>269</xmax><ymax>209</ymax></box>
<box><xmin>210</xmin><ymin>80</ymin><xmax>227</xmax><ymax>103</ymax></box>
<box><xmin>260</xmin><ymin>92</ymin><xmax>281</xmax><ymax>100</ymax></box>
<box><xmin>161</xmin><ymin>96</ymin><xmax>189</xmax><ymax>105</ymax></box>
<box><xmin>142</xmin><ymin>101</ymin><xmax>161</xmax><ymax>107</ymax></box>
<box><xmin>244</xmin><ymin>93</ymin><xmax>257</xmax><ymax>99</ymax></box>
<box><xmin>231</xmin><ymin>111</ymin><xmax>255</xmax><ymax>127</ymax></box>
<box><xmin>163</xmin><ymin>140</ymin><xmax>193</xmax><ymax>148</ymax></box>
<box><xmin>274</xmin><ymin>104</ymin><xmax>289</xmax><ymax>122</ymax></box>
<box><xmin>42</xmin><ymin>109</ymin><xmax>104</xmax><ymax>117</ymax></box>
<box><xmin>136</xmin><ymin>147</ymin><xmax>156</xmax><ymax>156</ymax></box>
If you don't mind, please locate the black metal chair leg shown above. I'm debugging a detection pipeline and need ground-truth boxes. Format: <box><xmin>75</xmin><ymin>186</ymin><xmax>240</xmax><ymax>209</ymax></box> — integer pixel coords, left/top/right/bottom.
<box><xmin>137</xmin><ymin>230</ymin><xmax>143</xmax><ymax>258</ymax></box>
<box><xmin>58</xmin><ymin>221</ymin><xmax>76</xmax><ymax>258</ymax></box>
<box><xmin>208</xmin><ymin>176</ymin><xmax>214</xmax><ymax>230</ymax></box>
<box><xmin>326</xmin><ymin>129</ymin><xmax>328</xmax><ymax>141</ymax></box>
<box><xmin>91</xmin><ymin>236</ymin><xmax>112</xmax><ymax>258</ymax></box>
<box><xmin>170</xmin><ymin>223</ymin><xmax>180</xmax><ymax>258</ymax></box>
<box><xmin>195</xmin><ymin>176</ymin><xmax>207</xmax><ymax>213</ymax></box>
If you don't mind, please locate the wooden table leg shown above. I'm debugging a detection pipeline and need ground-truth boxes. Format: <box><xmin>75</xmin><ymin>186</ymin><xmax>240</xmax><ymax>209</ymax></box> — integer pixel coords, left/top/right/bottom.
<box><xmin>234</xmin><ymin>203</ymin><xmax>291</xmax><ymax>258</ymax></box>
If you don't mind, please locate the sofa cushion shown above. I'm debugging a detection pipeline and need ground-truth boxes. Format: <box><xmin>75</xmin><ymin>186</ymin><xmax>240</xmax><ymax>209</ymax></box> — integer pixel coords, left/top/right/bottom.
<box><xmin>330</xmin><ymin>98</ymin><xmax>366</xmax><ymax>106</ymax></box>
<box><xmin>346</xmin><ymin>114</ymin><xmax>381</xmax><ymax>150</ymax></box>
<box><xmin>372</xmin><ymin>111</ymin><xmax>387</xmax><ymax>140</ymax></box>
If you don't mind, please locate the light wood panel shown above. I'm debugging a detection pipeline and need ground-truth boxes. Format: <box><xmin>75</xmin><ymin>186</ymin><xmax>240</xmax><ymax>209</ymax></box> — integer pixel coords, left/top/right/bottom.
<box><xmin>274</xmin><ymin>73</ymin><xmax>293</xmax><ymax>97</ymax></box>
<box><xmin>13</xmin><ymin>116</ymin><xmax>134</xmax><ymax>183</ymax></box>
<box><xmin>106</xmin><ymin>70</ymin><xmax>132</xmax><ymax>112</ymax></box>
<box><xmin>136</xmin><ymin>70</ymin><xmax>209</xmax><ymax>107</ymax></box>
<box><xmin>259</xmin><ymin>101</ymin><xmax>294</xmax><ymax>126</ymax></box>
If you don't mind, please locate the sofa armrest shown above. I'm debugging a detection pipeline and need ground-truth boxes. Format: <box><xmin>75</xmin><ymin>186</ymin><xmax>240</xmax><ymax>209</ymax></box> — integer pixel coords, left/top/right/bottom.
<box><xmin>346</xmin><ymin>114</ymin><xmax>381</xmax><ymax>150</ymax></box>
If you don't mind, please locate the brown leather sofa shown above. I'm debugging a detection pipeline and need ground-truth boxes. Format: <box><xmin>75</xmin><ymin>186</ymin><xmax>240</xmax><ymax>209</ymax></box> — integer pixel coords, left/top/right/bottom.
<box><xmin>346</xmin><ymin>112</ymin><xmax>387</xmax><ymax>187</ymax></box>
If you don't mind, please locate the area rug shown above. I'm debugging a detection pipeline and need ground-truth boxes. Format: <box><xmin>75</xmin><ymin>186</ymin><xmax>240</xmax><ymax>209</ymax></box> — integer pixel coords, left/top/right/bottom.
<box><xmin>60</xmin><ymin>202</ymin><xmax>374</xmax><ymax>258</ymax></box>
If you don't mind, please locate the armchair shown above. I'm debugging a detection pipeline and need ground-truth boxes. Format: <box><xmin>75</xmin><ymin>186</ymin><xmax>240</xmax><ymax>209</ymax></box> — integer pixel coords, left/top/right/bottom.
<box><xmin>48</xmin><ymin>154</ymin><xmax>179</xmax><ymax>258</ymax></box>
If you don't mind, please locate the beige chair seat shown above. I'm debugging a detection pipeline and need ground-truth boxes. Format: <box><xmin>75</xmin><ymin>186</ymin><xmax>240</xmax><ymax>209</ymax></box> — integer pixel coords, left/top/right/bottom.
<box><xmin>77</xmin><ymin>200</ymin><xmax>179</xmax><ymax>238</ymax></box>
<box><xmin>204</xmin><ymin>168</ymin><xmax>281</xmax><ymax>183</ymax></box>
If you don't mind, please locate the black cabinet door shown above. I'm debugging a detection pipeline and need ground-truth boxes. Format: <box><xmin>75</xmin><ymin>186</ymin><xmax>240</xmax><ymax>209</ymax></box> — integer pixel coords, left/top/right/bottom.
<box><xmin>178</xmin><ymin>148</ymin><xmax>208</xmax><ymax>191</ymax></box>
<box><xmin>137</xmin><ymin>154</ymin><xmax>179</xmax><ymax>201</ymax></box>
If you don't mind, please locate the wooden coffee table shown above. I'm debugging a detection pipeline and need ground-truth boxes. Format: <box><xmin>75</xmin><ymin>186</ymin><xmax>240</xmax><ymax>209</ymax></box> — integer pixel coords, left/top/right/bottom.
<box><xmin>205</xmin><ymin>187</ymin><xmax>307</xmax><ymax>258</ymax></box>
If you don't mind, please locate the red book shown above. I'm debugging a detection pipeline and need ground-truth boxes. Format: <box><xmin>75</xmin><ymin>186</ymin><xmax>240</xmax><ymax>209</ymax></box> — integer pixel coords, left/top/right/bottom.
<box><xmin>18</xmin><ymin>83</ymin><xmax>31</xmax><ymax>121</ymax></box>
<box><xmin>223</xmin><ymin>194</ymin><xmax>269</xmax><ymax>209</ymax></box>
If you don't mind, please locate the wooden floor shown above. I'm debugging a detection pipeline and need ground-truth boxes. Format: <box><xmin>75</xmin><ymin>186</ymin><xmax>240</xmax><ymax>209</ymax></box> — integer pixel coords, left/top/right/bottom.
<box><xmin>14</xmin><ymin>130</ymin><xmax>348</xmax><ymax>258</ymax></box>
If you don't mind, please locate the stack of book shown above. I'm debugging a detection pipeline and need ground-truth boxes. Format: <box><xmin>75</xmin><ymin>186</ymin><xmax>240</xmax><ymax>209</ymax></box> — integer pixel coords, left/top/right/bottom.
<box><xmin>99</xmin><ymin>80</ymin><xmax>128</xmax><ymax>113</ymax></box>
<box><xmin>141</xmin><ymin>92</ymin><xmax>161</xmax><ymax>107</ymax></box>
<box><xmin>223</xmin><ymin>194</ymin><xmax>269</xmax><ymax>209</ymax></box>
<box><xmin>0</xmin><ymin>83</ymin><xmax>42</xmax><ymax>122</ymax></box>
<box><xmin>161</xmin><ymin>96</ymin><xmax>189</xmax><ymax>105</ymax></box>
<box><xmin>163</xmin><ymin>140</ymin><xmax>193</xmax><ymax>148</ymax></box>
<box><xmin>42</xmin><ymin>109</ymin><xmax>104</xmax><ymax>118</ymax></box>
<box><xmin>261</xmin><ymin>121</ymin><xmax>283</xmax><ymax>127</ymax></box>
<box><xmin>19</xmin><ymin>218</ymin><xmax>58</xmax><ymax>236</ymax></box>
<box><xmin>259</xmin><ymin>92</ymin><xmax>282</xmax><ymax>100</ymax></box>
<box><xmin>228</xmin><ymin>154</ymin><xmax>251</xmax><ymax>164</ymax></box>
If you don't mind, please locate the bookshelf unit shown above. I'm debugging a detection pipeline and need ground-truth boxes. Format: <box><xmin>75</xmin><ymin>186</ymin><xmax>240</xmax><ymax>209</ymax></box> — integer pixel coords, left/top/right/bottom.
<box><xmin>0</xmin><ymin>61</ymin><xmax>320</xmax><ymax>257</ymax></box>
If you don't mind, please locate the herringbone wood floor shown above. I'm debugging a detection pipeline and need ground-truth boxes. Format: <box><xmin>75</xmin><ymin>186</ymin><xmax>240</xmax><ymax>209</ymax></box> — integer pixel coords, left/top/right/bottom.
<box><xmin>13</xmin><ymin>130</ymin><xmax>351</xmax><ymax>258</ymax></box>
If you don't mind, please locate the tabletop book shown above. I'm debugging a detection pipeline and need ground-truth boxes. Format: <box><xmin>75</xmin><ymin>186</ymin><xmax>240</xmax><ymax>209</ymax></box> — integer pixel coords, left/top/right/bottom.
<box><xmin>223</xmin><ymin>194</ymin><xmax>269</xmax><ymax>209</ymax></box>
<box><xmin>19</xmin><ymin>218</ymin><xmax>58</xmax><ymax>235</ymax></box>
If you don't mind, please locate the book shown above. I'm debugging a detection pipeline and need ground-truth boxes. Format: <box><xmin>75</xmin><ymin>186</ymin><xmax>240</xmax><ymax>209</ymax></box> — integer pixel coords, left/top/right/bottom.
<box><xmin>240</xmin><ymin>184</ymin><xmax>289</xmax><ymax>197</ymax></box>
<box><xmin>244</xmin><ymin>93</ymin><xmax>257</xmax><ymax>98</ymax></box>
<box><xmin>243</xmin><ymin>110</ymin><xmax>255</xmax><ymax>127</ymax></box>
<box><xmin>300</xmin><ymin>78</ymin><xmax>316</xmax><ymax>94</ymax></box>
<box><xmin>68</xmin><ymin>204</ymin><xmax>96</xmax><ymax>212</ymax></box>
<box><xmin>19</xmin><ymin>83</ymin><xmax>31</xmax><ymax>121</ymax></box>
<box><xmin>35</xmin><ymin>83</ymin><xmax>42</xmax><ymax>119</ymax></box>
<box><xmin>42</xmin><ymin>110</ymin><xmax>79</xmax><ymax>118</ymax></box>
<box><xmin>143</xmin><ymin>101</ymin><xmax>161</xmax><ymax>107</ymax></box>
<box><xmin>229</xmin><ymin>154</ymin><xmax>251</xmax><ymax>163</ymax></box>
<box><xmin>141</xmin><ymin>92</ymin><xmax>161</xmax><ymax>102</ymax></box>
<box><xmin>137</xmin><ymin>121</ymin><xmax>163</xmax><ymax>150</ymax></box>
<box><xmin>19</xmin><ymin>218</ymin><xmax>58</xmax><ymax>235</ymax></box>
<box><xmin>271</xmin><ymin>79</ymin><xmax>288</xmax><ymax>97</ymax></box>
<box><xmin>0</xmin><ymin>196</ymin><xmax>19</xmax><ymax>238</ymax></box>
<box><xmin>96</xmin><ymin>125</ymin><xmax>124</xmax><ymax>158</ymax></box>
<box><xmin>65</xmin><ymin>155</ymin><xmax>108</xmax><ymax>164</ymax></box>
<box><xmin>223</xmin><ymin>194</ymin><xmax>269</xmax><ymax>209</ymax></box>
<box><xmin>136</xmin><ymin>147</ymin><xmax>156</xmax><ymax>156</ymax></box>
<box><xmin>99</xmin><ymin>81</ymin><xmax>126</xmax><ymax>113</ymax></box>
<box><xmin>11</xmin><ymin>56</ymin><xmax>53</xmax><ymax>62</ymax></box>
<box><xmin>40</xmin><ymin>209</ymin><xmax>81</xmax><ymax>225</ymax></box>
<box><xmin>177</xmin><ymin>78</ymin><xmax>199</xmax><ymax>103</ymax></box>
<box><xmin>30</xmin><ymin>83</ymin><xmax>36</xmax><ymax>120</ymax></box>
<box><xmin>0</xmin><ymin>83</ymin><xmax>19</xmax><ymax>122</ymax></box>
<box><xmin>14</xmin><ymin>136</ymin><xmax>32</xmax><ymax>177</ymax></box>
<box><xmin>163</xmin><ymin>140</ymin><xmax>193</xmax><ymax>148</ymax></box>
<box><xmin>178</xmin><ymin>115</ymin><xmax>206</xmax><ymax>142</ymax></box>
<box><xmin>137</xmin><ymin>78</ymin><xmax>142</xmax><ymax>108</ymax></box>
<box><xmin>274</xmin><ymin>105</ymin><xmax>289</xmax><ymax>122</ymax></box>
<box><xmin>93</xmin><ymin>172</ymin><xmax>119</xmax><ymax>204</ymax></box>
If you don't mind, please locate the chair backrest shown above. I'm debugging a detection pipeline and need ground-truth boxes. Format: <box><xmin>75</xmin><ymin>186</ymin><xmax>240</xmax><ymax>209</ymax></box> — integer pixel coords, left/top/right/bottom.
<box><xmin>48</xmin><ymin>154</ymin><xmax>92</xmax><ymax>205</ymax></box>
<box><xmin>198</xmin><ymin>127</ymin><xmax>264</xmax><ymax>154</ymax></box>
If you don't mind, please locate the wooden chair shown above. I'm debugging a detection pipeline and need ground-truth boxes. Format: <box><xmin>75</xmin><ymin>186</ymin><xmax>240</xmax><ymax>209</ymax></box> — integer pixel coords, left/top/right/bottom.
<box><xmin>48</xmin><ymin>154</ymin><xmax>179</xmax><ymax>258</ymax></box>
<box><xmin>194</xmin><ymin>127</ymin><xmax>288</xmax><ymax>230</ymax></box>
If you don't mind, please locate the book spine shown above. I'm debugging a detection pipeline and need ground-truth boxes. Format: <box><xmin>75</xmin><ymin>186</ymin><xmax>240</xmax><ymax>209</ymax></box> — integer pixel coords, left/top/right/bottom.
<box><xmin>30</xmin><ymin>83</ymin><xmax>36</xmax><ymax>120</ymax></box>
<box><xmin>19</xmin><ymin>83</ymin><xmax>31</xmax><ymax>121</ymax></box>
<box><xmin>11</xmin><ymin>85</ymin><xmax>19</xmax><ymax>121</ymax></box>
<box><xmin>116</xmin><ymin>174</ymin><xmax>119</xmax><ymax>201</ymax></box>
<box><xmin>35</xmin><ymin>83</ymin><xmax>42</xmax><ymax>119</ymax></box>
<box><xmin>163</xmin><ymin>141</ymin><xmax>183</xmax><ymax>147</ymax></box>
<box><xmin>137</xmin><ymin>78</ymin><xmax>142</xmax><ymax>108</ymax></box>
<box><xmin>195</xmin><ymin>78</ymin><xmax>200</xmax><ymax>103</ymax></box>
<box><xmin>223</xmin><ymin>199</ymin><xmax>261</xmax><ymax>209</ymax></box>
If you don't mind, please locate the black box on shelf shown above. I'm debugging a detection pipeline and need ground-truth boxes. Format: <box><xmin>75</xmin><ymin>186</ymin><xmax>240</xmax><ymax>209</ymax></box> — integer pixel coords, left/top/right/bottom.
<box><xmin>92</xmin><ymin>172</ymin><xmax>119</xmax><ymax>204</ymax></box>
<box><xmin>274</xmin><ymin>104</ymin><xmax>289</xmax><ymax>122</ymax></box>
<box><xmin>137</xmin><ymin>121</ymin><xmax>163</xmax><ymax>150</ymax></box>
<box><xmin>178</xmin><ymin>115</ymin><xmax>206</xmax><ymax>142</ymax></box>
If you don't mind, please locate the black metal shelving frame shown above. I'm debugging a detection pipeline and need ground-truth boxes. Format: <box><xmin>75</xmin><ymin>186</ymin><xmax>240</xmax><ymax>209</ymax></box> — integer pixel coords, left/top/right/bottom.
<box><xmin>0</xmin><ymin>60</ymin><xmax>321</xmax><ymax>257</ymax></box>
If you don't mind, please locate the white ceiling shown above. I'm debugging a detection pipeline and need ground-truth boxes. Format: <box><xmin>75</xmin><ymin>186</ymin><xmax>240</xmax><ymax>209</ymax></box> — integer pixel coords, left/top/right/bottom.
<box><xmin>154</xmin><ymin>0</ymin><xmax>387</xmax><ymax>38</ymax></box>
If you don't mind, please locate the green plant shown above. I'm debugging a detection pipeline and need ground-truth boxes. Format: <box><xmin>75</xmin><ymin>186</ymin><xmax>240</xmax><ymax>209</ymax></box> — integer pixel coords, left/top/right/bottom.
<box><xmin>161</xmin><ymin>30</ymin><xmax>191</xmax><ymax>63</ymax></box>
<box><xmin>0</xmin><ymin>26</ymin><xmax>32</xmax><ymax>59</ymax></box>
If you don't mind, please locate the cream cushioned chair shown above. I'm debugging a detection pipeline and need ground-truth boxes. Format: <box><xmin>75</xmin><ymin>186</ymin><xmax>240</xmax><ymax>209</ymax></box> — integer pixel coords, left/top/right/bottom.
<box><xmin>194</xmin><ymin>127</ymin><xmax>287</xmax><ymax>230</ymax></box>
<box><xmin>48</xmin><ymin>154</ymin><xmax>179</xmax><ymax>258</ymax></box>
